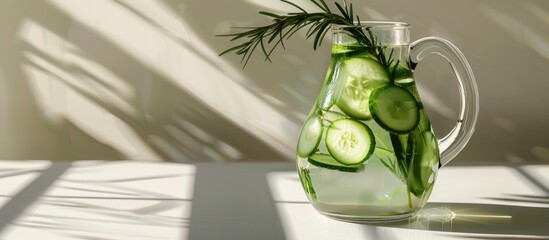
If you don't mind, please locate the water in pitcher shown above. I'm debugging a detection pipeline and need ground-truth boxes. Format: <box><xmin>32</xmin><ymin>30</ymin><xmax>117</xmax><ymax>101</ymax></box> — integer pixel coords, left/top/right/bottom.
<box><xmin>296</xmin><ymin>42</ymin><xmax>440</xmax><ymax>221</ymax></box>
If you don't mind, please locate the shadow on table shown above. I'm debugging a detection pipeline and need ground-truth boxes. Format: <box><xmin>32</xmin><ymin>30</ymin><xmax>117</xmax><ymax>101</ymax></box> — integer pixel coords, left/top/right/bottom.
<box><xmin>368</xmin><ymin>202</ymin><xmax>549</xmax><ymax>239</ymax></box>
<box><xmin>0</xmin><ymin>161</ymin><xmax>193</xmax><ymax>240</ymax></box>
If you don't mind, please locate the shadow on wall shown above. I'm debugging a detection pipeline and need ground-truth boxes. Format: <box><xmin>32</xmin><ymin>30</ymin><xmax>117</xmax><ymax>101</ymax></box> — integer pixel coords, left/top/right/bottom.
<box><xmin>0</xmin><ymin>0</ymin><xmax>548</xmax><ymax>163</ymax></box>
<box><xmin>0</xmin><ymin>0</ymin><xmax>307</xmax><ymax>161</ymax></box>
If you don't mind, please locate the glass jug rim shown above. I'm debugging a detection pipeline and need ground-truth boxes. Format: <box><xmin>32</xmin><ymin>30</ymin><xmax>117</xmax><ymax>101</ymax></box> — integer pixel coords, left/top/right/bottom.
<box><xmin>332</xmin><ymin>21</ymin><xmax>411</xmax><ymax>31</ymax></box>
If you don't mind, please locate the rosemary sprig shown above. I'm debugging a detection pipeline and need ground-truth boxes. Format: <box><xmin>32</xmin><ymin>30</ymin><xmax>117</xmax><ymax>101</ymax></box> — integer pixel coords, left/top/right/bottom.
<box><xmin>218</xmin><ymin>0</ymin><xmax>401</xmax><ymax>81</ymax></box>
<box><xmin>218</xmin><ymin>0</ymin><xmax>367</xmax><ymax>67</ymax></box>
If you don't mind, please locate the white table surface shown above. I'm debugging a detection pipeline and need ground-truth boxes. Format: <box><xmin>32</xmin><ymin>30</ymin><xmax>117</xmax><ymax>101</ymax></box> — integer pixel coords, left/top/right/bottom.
<box><xmin>0</xmin><ymin>161</ymin><xmax>547</xmax><ymax>240</ymax></box>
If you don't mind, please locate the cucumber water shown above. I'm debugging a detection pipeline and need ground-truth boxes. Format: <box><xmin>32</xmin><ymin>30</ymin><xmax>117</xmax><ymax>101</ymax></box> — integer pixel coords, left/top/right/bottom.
<box><xmin>296</xmin><ymin>43</ymin><xmax>440</xmax><ymax>219</ymax></box>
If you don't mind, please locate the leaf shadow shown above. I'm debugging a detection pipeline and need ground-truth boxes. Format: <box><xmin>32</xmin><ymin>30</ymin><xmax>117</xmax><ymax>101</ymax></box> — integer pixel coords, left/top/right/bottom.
<box><xmin>12</xmin><ymin>0</ymin><xmax>291</xmax><ymax>161</ymax></box>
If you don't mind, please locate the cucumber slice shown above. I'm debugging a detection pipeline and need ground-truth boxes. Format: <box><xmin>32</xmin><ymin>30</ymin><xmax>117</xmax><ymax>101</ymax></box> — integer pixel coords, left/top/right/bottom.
<box><xmin>395</xmin><ymin>78</ymin><xmax>414</xmax><ymax>87</ymax></box>
<box><xmin>325</xmin><ymin>119</ymin><xmax>375</xmax><ymax>165</ymax></box>
<box><xmin>347</xmin><ymin>50</ymin><xmax>377</xmax><ymax>60</ymax></box>
<box><xmin>336</xmin><ymin>58</ymin><xmax>389</xmax><ymax>120</ymax></box>
<box><xmin>323</xmin><ymin>109</ymin><xmax>348</xmax><ymax>122</ymax></box>
<box><xmin>393</xmin><ymin>65</ymin><xmax>414</xmax><ymax>87</ymax></box>
<box><xmin>332</xmin><ymin>44</ymin><xmax>376</xmax><ymax>60</ymax></box>
<box><xmin>332</xmin><ymin>43</ymin><xmax>361</xmax><ymax>54</ymax></box>
<box><xmin>408</xmin><ymin>131</ymin><xmax>440</xmax><ymax>195</ymax></box>
<box><xmin>308</xmin><ymin>153</ymin><xmax>364</xmax><ymax>172</ymax></box>
<box><xmin>369</xmin><ymin>85</ymin><xmax>420</xmax><ymax>134</ymax></box>
<box><xmin>415</xmin><ymin>131</ymin><xmax>439</xmax><ymax>186</ymax></box>
<box><xmin>332</xmin><ymin>45</ymin><xmax>353</xmax><ymax>54</ymax></box>
<box><xmin>418</xmin><ymin>110</ymin><xmax>432</xmax><ymax>132</ymax></box>
<box><xmin>297</xmin><ymin>115</ymin><xmax>323</xmax><ymax>158</ymax></box>
<box><xmin>406</xmin><ymin>86</ymin><xmax>425</xmax><ymax>109</ymax></box>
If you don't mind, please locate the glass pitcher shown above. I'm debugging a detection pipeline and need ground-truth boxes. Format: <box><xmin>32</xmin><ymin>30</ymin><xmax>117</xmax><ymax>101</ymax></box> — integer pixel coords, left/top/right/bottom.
<box><xmin>296</xmin><ymin>21</ymin><xmax>479</xmax><ymax>222</ymax></box>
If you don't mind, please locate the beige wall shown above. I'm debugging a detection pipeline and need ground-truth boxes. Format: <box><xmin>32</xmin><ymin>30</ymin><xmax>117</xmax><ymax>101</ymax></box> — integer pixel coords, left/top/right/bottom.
<box><xmin>0</xmin><ymin>0</ymin><xmax>548</xmax><ymax>163</ymax></box>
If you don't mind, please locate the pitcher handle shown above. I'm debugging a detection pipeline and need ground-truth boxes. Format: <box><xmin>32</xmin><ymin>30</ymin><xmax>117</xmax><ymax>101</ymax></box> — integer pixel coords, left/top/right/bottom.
<box><xmin>410</xmin><ymin>37</ymin><xmax>479</xmax><ymax>167</ymax></box>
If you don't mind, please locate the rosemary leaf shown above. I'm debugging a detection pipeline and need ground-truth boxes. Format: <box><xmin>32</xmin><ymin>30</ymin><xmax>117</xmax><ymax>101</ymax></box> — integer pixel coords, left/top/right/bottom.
<box><xmin>282</xmin><ymin>0</ymin><xmax>308</xmax><ymax>13</ymax></box>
